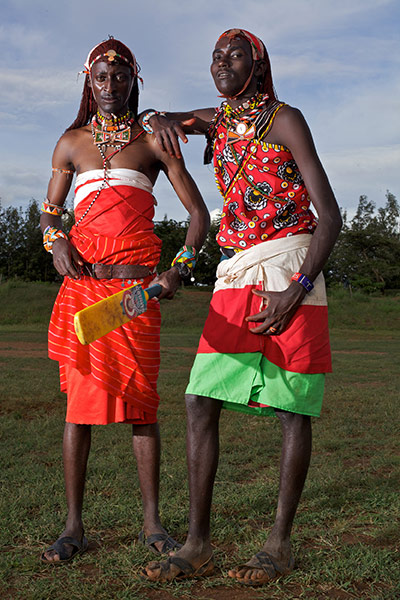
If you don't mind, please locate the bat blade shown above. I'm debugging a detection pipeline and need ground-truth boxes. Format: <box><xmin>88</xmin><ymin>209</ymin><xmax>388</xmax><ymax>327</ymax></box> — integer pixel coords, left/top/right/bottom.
<box><xmin>74</xmin><ymin>284</ymin><xmax>162</xmax><ymax>345</ymax></box>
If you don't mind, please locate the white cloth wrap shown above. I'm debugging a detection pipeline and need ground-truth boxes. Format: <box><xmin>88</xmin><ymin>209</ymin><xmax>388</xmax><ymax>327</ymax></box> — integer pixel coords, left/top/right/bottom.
<box><xmin>215</xmin><ymin>234</ymin><xmax>327</xmax><ymax>307</ymax></box>
<box><xmin>74</xmin><ymin>168</ymin><xmax>154</xmax><ymax>209</ymax></box>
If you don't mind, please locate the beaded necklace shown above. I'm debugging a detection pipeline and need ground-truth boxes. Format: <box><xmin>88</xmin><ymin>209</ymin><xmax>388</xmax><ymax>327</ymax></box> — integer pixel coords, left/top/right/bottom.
<box><xmin>96</xmin><ymin>109</ymin><xmax>130</xmax><ymax>126</ymax></box>
<box><xmin>223</xmin><ymin>93</ymin><xmax>268</xmax><ymax>142</ymax></box>
<box><xmin>204</xmin><ymin>93</ymin><xmax>269</xmax><ymax>163</ymax></box>
<box><xmin>91</xmin><ymin>110</ymin><xmax>135</xmax><ymax>146</ymax></box>
<box><xmin>215</xmin><ymin>98</ymin><xmax>284</xmax><ymax>200</ymax></box>
<box><xmin>75</xmin><ymin>113</ymin><xmax>143</xmax><ymax>227</ymax></box>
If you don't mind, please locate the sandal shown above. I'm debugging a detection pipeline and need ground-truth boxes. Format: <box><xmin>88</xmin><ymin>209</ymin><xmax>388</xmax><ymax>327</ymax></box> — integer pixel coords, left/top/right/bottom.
<box><xmin>228</xmin><ymin>550</ymin><xmax>294</xmax><ymax>586</ymax></box>
<box><xmin>138</xmin><ymin>529</ymin><xmax>182</xmax><ymax>555</ymax></box>
<box><xmin>142</xmin><ymin>554</ymin><xmax>215</xmax><ymax>582</ymax></box>
<box><xmin>41</xmin><ymin>535</ymin><xmax>88</xmax><ymax>565</ymax></box>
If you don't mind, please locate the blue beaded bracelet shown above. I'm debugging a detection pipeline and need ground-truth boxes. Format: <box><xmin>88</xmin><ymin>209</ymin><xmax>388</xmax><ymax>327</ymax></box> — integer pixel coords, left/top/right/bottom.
<box><xmin>141</xmin><ymin>110</ymin><xmax>166</xmax><ymax>134</ymax></box>
<box><xmin>141</xmin><ymin>110</ymin><xmax>159</xmax><ymax>134</ymax></box>
<box><xmin>291</xmin><ymin>272</ymin><xmax>314</xmax><ymax>292</ymax></box>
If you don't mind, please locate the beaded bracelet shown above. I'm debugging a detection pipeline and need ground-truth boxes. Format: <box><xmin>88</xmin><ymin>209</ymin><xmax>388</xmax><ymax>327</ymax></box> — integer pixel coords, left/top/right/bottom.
<box><xmin>43</xmin><ymin>226</ymin><xmax>68</xmax><ymax>254</ymax></box>
<box><xmin>141</xmin><ymin>110</ymin><xmax>166</xmax><ymax>134</ymax></box>
<box><xmin>171</xmin><ymin>245</ymin><xmax>197</xmax><ymax>270</ymax></box>
<box><xmin>52</xmin><ymin>167</ymin><xmax>74</xmax><ymax>175</ymax></box>
<box><xmin>291</xmin><ymin>272</ymin><xmax>314</xmax><ymax>292</ymax></box>
<box><xmin>41</xmin><ymin>199</ymin><xmax>65</xmax><ymax>217</ymax></box>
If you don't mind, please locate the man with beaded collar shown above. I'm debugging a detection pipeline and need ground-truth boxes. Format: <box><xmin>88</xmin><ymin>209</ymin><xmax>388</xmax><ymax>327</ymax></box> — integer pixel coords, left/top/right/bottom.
<box><xmin>40</xmin><ymin>37</ymin><xmax>209</xmax><ymax>564</ymax></box>
<box><xmin>140</xmin><ymin>29</ymin><xmax>342</xmax><ymax>584</ymax></box>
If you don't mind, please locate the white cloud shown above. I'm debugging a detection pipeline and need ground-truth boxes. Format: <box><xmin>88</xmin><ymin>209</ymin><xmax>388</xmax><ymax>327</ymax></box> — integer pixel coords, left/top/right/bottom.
<box><xmin>1</xmin><ymin>162</ymin><xmax>48</xmax><ymax>207</ymax></box>
<box><xmin>0</xmin><ymin>69</ymin><xmax>82</xmax><ymax>115</ymax></box>
<box><xmin>322</xmin><ymin>144</ymin><xmax>400</xmax><ymax>212</ymax></box>
<box><xmin>0</xmin><ymin>23</ymin><xmax>48</xmax><ymax>59</ymax></box>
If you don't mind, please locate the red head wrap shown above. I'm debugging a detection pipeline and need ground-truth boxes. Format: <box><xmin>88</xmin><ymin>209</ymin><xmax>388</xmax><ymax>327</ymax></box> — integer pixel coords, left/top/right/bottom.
<box><xmin>218</xmin><ymin>28</ymin><xmax>265</xmax><ymax>61</ymax></box>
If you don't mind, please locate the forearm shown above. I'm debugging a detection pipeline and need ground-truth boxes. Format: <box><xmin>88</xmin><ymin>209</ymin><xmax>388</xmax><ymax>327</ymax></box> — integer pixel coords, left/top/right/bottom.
<box><xmin>184</xmin><ymin>205</ymin><xmax>211</xmax><ymax>253</ymax></box>
<box><xmin>163</xmin><ymin>110</ymin><xmax>215</xmax><ymax>135</ymax></box>
<box><xmin>297</xmin><ymin>209</ymin><xmax>342</xmax><ymax>282</ymax></box>
<box><xmin>163</xmin><ymin>159</ymin><xmax>210</xmax><ymax>253</ymax></box>
<box><xmin>154</xmin><ymin>203</ymin><xmax>209</xmax><ymax>298</ymax></box>
<box><xmin>40</xmin><ymin>212</ymin><xmax>63</xmax><ymax>234</ymax></box>
<box><xmin>138</xmin><ymin>108</ymin><xmax>215</xmax><ymax>135</ymax></box>
<box><xmin>246</xmin><ymin>210</ymin><xmax>342</xmax><ymax>335</ymax></box>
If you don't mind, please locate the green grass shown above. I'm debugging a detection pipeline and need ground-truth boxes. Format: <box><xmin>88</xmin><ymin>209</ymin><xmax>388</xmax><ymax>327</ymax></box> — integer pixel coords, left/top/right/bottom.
<box><xmin>0</xmin><ymin>279</ymin><xmax>60</xmax><ymax>327</ymax></box>
<box><xmin>0</xmin><ymin>282</ymin><xmax>399</xmax><ymax>599</ymax></box>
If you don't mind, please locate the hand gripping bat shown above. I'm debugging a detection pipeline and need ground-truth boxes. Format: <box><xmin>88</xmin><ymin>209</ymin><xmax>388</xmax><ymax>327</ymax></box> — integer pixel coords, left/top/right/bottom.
<box><xmin>74</xmin><ymin>284</ymin><xmax>162</xmax><ymax>345</ymax></box>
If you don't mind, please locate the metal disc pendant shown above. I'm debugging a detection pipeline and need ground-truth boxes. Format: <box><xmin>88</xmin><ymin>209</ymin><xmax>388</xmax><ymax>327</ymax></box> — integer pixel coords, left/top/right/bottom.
<box><xmin>236</xmin><ymin>123</ymin><xmax>248</xmax><ymax>135</ymax></box>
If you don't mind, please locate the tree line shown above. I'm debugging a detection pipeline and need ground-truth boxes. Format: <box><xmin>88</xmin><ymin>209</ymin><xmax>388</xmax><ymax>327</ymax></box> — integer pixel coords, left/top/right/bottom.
<box><xmin>0</xmin><ymin>200</ymin><xmax>221</xmax><ymax>286</ymax></box>
<box><xmin>0</xmin><ymin>192</ymin><xmax>399</xmax><ymax>292</ymax></box>
<box><xmin>325</xmin><ymin>191</ymin><xmax>400</xmax><ymax>294</ymax></box>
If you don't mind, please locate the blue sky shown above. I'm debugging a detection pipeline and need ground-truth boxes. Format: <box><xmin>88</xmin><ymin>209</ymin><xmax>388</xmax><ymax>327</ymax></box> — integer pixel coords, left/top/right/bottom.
<box><xmin>1</xmin><ymin>0</ymin><xmax>399</xmax><ymax>221</ymax></box>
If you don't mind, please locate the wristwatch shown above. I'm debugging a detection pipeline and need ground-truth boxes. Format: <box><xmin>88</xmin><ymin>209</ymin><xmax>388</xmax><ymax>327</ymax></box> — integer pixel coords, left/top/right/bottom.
<box><xmin>173</xmin><ymin>262</ymin><xmax>192</xmax><ymax>281</ymax></box>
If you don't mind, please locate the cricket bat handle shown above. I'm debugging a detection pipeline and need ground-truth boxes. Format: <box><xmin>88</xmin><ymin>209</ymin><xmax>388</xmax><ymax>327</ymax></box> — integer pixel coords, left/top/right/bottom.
<box><xmin>143</xmin><ymin>284</ymin><xmax>163</xmax><ymax>301</ymax></box>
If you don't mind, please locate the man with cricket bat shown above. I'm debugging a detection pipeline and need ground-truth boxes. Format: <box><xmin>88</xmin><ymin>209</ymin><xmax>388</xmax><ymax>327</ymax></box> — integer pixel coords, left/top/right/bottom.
<box><xmin>40</xmin><ymin>37</ymin><xmax>209</xmax><ymax>564</ymax></box>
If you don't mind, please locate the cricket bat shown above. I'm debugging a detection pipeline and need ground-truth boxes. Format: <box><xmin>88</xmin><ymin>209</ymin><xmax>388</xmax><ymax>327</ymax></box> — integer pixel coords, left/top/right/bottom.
<box><xmin>74</xmin><ymin>284</ymin><xmax>162</xmax><ymax>345</ymax></box>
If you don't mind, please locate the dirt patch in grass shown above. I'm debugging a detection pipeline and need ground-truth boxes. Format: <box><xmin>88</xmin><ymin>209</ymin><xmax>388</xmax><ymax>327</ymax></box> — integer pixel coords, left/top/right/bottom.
<box><xmin>342</xmin><ymin>457</ymin><xmax>372</xmax><ymax>468</ymax></box>
<box><xmin>141</xmin><ymin>579</ymin><xmax>393</xmax><ymax>600</ymax></box>
<box><xmin>332</xmin><ymin>350</ymin><xmax>386</xmax><ymax>355</ymax></box>
<box><xmin>0</xmin><ymin>397</ymin><xmax>63</xmax><ymax>418</ymax></box>
<box><xmin>160</xmin><ymin>346</ymin><xmax>197</xmax><ymax>353</ymax></box>
<box><xmin>0</xmin><ymin>340</ymin><xmax>47</xmax><ymax>358</ymax></box>
<box><xmin>342</xmin><ymin>532</ymin><xmax>376</xmax><ymax>546</ymax></box>
<box><xmin>323</xmin><ymin>589</ymin><xmax>356</xmax><ymax>599</ymax></box>
<box><xmin>159</xmin><ymin>366</ymin><xmax>191</xmax><ymax>372</ymax></box>
<box><xmin>78</xmin><ymin>562</ymin><xmax>102</xmax><ymax>578</ymax></box>
<box><xmin>143</xmin><ymin>583</ymin><xmax>295</xmax><ymax>600</ymax></box>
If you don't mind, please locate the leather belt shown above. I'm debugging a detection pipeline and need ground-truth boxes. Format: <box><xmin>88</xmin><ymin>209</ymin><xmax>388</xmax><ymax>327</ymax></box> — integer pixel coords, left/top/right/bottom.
<box><xmin>80</xmin><ymin>262</ymin><xmax>153</xmax><ymax>280</ymax></box>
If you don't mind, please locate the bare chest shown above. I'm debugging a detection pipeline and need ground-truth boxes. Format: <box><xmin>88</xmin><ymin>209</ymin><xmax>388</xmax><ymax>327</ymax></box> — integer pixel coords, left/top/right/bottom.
<box><xmin>71</xmin><ymin>129</ymin><xmax>159</xmax><ymax>183</ymax></box>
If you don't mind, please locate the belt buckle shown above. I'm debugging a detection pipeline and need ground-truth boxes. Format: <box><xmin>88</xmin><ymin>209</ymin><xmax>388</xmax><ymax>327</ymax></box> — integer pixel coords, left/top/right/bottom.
<box><xmin>91</xmin><ymin>263</ymin><xmax>99</xmax><ymax>278</ymax></box>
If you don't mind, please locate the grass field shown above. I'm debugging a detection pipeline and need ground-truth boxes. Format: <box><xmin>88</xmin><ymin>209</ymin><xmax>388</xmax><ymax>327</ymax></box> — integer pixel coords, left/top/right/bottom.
<box><xmin>0</xmin><ymin>281</ymin><xmax>399</xmax><ymax>600</ymax></box>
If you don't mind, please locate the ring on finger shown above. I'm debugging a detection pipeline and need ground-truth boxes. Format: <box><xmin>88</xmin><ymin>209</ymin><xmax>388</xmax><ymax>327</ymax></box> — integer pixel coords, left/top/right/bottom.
<box><xmin>269</xmin><ymin>326</ymin><xmax>277</xmax><ymax>333</ymax></box>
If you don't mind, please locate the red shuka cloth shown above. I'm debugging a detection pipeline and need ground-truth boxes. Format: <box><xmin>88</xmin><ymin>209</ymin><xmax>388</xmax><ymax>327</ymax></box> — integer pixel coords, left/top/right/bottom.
<box><xmin>48</xmin><ymin>181</ymin><xmax>162</xmax><ymax>424</ymax></box>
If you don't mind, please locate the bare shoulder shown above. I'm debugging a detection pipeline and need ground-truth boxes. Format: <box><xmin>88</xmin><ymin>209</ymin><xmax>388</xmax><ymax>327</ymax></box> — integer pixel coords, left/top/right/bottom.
<box><xmin>57</xmin><ymin>126</ymin><xmax>89</xmax><ymax>149</ymax></box>
<box><xmin>140</xmin><ymin>129</ymin><xmax>162</xmax><ymax>157</ymax></box>
<box><xmin>142</xmin><ymin>130</ymin><xmax>180</xmax><ymax>166</ymax></box>
<box><xmin>267</xmin><ymin>103</ymin><xmax>314</xmax><ymax>151</ymax></box>
<box><xmin>272</xmin><ymin>104</ymin><xmax>309</xmax><ymax>134</ymax></box>
<box><xmin>52</xmin><ymin>126</ymin><xmax>91</xmax><ymax>166</ymax></box>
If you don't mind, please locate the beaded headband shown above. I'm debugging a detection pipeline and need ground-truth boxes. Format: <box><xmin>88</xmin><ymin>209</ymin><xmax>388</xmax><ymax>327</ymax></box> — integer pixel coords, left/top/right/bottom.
<box><xmin>82</xmin><ymin>41</ymin><xmax>143</xmax><ymax>84</ymax></box>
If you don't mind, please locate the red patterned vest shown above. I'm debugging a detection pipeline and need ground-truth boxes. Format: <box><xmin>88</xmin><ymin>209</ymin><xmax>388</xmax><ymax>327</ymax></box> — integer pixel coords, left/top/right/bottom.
<box><xmin>208</xmin><ymin>99</ymin><xmax>318</xmax><ymax>251</ymax></box>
